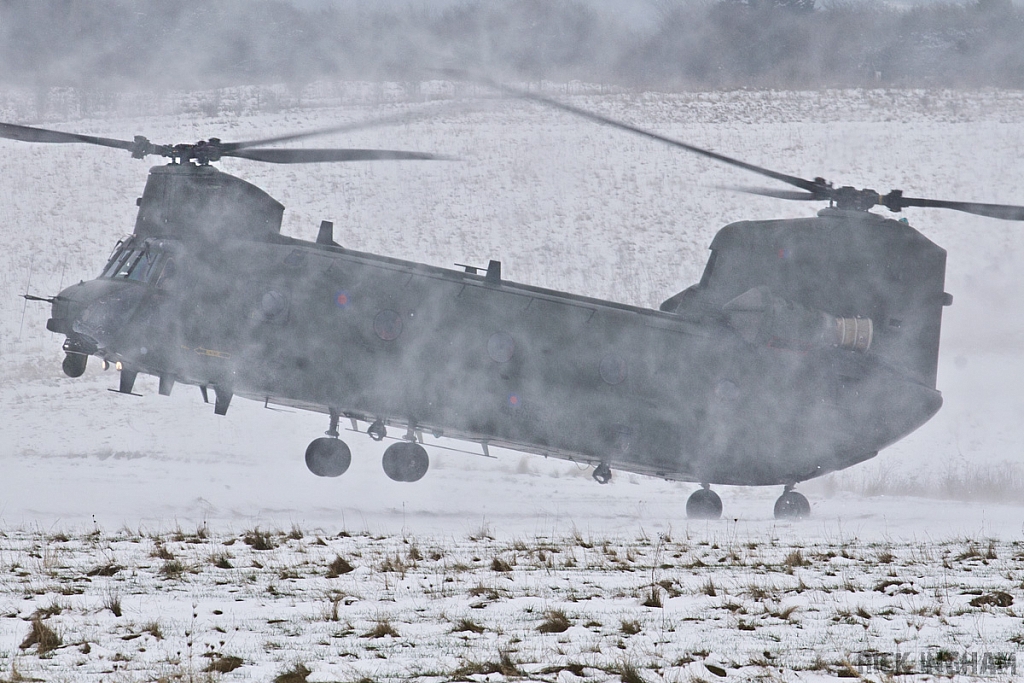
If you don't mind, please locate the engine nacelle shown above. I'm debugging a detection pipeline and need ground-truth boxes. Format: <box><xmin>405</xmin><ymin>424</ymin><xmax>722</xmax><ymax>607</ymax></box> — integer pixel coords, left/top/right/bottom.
<box><xmin>723</xmin><ymin>286</ymin><xmax>872</xmax><ymax>352</ymax></box>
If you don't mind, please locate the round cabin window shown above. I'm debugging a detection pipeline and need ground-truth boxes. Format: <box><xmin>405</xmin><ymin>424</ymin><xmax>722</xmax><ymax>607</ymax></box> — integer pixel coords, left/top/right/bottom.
<box><xmin>260</xmin><ymin>290</ymin><xmax>288</xmax><ymax>321</ymax></box>
<box><xmin>374</xmin><ymin>310</ymin><xmax>403</xmax><ymax>341</ymax></box>
<box><xmin>487</xmin><ymin>332</ymin><xmax>515</xmax><ymax>363</ymax></box>
<box><xmin>599</xmin><ymin>354</ymin><xmax>627</xmax><ymax>385</ymax></box>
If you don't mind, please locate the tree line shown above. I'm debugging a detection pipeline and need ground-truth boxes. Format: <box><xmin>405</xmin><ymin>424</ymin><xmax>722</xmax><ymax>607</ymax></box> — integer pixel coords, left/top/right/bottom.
<box><xmin>1</xmin><ymin>0</ymin><xmax>1022</xmax><ymax>90</ymax></box>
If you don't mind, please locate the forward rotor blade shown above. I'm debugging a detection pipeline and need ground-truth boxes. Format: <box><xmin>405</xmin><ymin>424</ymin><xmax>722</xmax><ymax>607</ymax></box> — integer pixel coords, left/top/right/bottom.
<box><xmin>221</xmin><ymin>110</ymin><xmax>442</xmax><ymax>153</ymax></box>
<box><xmin>726</xmin><ymin>186</ymin><xmax>823</xmax><ymax>201</ymax></box>
<box><xmin>224</xmin><ymin>148</ymin><xmax>448</xmax><ymax>164</ymax></box>
<box><xmin>895</xmin><ymin>196</ymin><xmax>1024</xmax><ymax>221</ymax></box>
<box><xmin>463</xmin><ymin>74</ymin><xmax>823</xmax><ymax>195</ymax></box>
<box><xmin>0</xmin><ymin>121</ymin><xmax>137</xmax><ymax>153</ymax></box>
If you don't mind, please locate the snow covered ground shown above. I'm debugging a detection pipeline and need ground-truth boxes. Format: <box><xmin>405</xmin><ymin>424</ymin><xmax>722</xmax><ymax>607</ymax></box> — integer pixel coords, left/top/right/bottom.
<box><xmin>0</xmin><ymin>85</ymin><xmax>1023</xmax><ymax>681</ymax></box>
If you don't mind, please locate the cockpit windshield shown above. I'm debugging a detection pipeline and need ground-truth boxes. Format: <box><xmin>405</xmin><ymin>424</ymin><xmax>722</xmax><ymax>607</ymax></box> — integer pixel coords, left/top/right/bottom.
<box><xmin>100</xmin><ymin>239</ymin><xmax>171</xmax><ymax>285</ymax></box>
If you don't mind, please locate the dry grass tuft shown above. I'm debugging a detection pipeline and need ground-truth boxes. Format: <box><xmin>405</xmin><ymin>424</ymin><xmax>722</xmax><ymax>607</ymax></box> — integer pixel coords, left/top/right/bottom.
<box><xmin>452</xmin><ymin>650</ymin><xmax>520</xmax><ymax>678</ymax></box>
<box><xmin>273</xmin><ymin>662</ymin><xmax>311</xmax><ymax>683</ymax></box>
<box><xmin>142</xmin><ymin>621</ymin><xmax>163</xmax><ymax>639</ymax></box>
<box><xmin>243</xmin><ymin>527</ymin><xmax>277</xmax><ymax>551</ymax></box>
<box><xmin>642</xmin><ymin>585</ymin><xmax>663</xmax><ymax>608</ymax></box>
<box><xmin>103</xmin><ymin>589</ymin><xmax>122</xmax><ymax>617</ymax></box>
<box><xmin>151</xmin><ymin>543</ymin><xmax>174</xmax><ymax>561</ymax></box>
<box><xmin>210</xmin><ymin>553</ymin><xmax>233</xmax><ymax>569</ymax></box>
<box><xmin>160</xmin><ymin>559</ymin><xmax>186</xmax><ymax>579</ymax></box>
<box><xmin>969</xmin><ymin>591</ymin><xmax>1013</xmax><ymax>608</ymax></box>
<box><xmin>87</xmin><ymin>563</ymin><xmax>121</xmax><ymax>577</ymax></box>
<box><xmin>326</xmin><ymin>555</ymin><xmax>354</xmax><ymax>578</ymax></box>
<box><xmin>20</xmin><ymin>617</ymin><xmax>61</xmax><ymax>654</ymax></box>
<box><xmin>361</xmin><ymin>618</ymin><xmax>399</xmax><ymax>639</ymax></box>
<box><xmin>537</xmin><ymin>609</ymin><xmax>571</xmax><ymax>633</ymax></box>
<box><xmin>783</xmin><ymin>550</ymin><xmax>809</xmax><ymax>567</ymax></box>
<box><xmin>616</xmin><ymin>660</ymin><xmax>649</xmax><ymax>683</ymax></box>
<box><xmin>204</xmin><ymin>654</ymin><xmax>244</xmax><ymax>673</ymax></box>
<box><xmin>452</xmin><ymin>618</ymin><xmax>485</xmax><ymax>634</ymax></box>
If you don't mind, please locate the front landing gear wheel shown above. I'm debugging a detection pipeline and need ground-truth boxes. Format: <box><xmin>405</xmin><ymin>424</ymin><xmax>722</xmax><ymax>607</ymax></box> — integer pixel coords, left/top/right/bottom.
<box><xmin>774</xmin><ymin>490</ymin><xmax>810</xmax><ymax>519</ymax></box>
<box><xmin>592</xmin><ymin>463</ymin><xmax>612</xmax><ymax>484</ymax></box>
<box><xmin>686</xmin><ymin>486</ymin><xmax>722</xmax><ymax>520</ymax></box>
<box><xmin>304</xmin><ymin>437</ymin><xmax>352</xmax><ymax>477</ymax></box>
<box><xmin>382</xmin><ymin>442</ymin><xmax>429</xmax><ymax>482</ymax></box>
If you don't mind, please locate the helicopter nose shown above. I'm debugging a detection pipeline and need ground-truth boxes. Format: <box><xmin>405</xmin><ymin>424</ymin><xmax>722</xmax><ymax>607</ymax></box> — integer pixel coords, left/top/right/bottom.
<box><xmin>72</xmin><ymin>284</ymin><xmax>146</xmax><ymax>351</ymax></box>
<box><xmin>48</xmin><ymin>280</ymin><xmax>144</xmax><ymax>351</ymax></box>
<box><xmin>47</xmin><ymin>282</ymin><xmax>92</xmax><ymax>336</ymax></box>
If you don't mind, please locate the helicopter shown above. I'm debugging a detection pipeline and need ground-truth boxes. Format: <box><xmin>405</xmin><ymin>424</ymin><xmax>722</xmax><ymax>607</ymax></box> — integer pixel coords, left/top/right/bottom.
<box><xmin>6</xmin><ymin>87</ymin><xmax>1024</xmax><ymax>520</ymax></box>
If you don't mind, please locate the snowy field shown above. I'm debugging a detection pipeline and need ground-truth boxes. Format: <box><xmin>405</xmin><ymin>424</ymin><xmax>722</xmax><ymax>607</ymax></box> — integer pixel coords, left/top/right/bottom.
<box><xmin>1</xmin><ymin>85</ymin><xmax>1023</xmax><ymax>680</ymax></box>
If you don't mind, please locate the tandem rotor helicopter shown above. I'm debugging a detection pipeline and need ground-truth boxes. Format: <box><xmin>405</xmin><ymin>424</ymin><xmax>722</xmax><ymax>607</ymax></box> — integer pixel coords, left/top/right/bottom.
<box><xmin>6</xmin><ymin>84</ymin><xmax>1024</xmax><ymax>520</ymax></box>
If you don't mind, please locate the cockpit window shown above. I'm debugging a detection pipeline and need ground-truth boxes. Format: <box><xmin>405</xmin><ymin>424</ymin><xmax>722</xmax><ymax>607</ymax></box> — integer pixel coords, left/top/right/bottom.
<box><xmin>127</xmin><ymin>251</ymin><xmax>163</xmax><ymax>282</ymax></box>
<box><xmin>101</xmin><ymin>246</ymin><xmax>131</xmax><ymax>278</ymax></box>
<box><xmin>114</xmin><ymin>251</ymin><xmax>144</xmax><ymax>278</ymax></box>
<box><xmin>100</xmin><ymin>242</ymin><xmax>168</xmax><ymax>284</ymax></box>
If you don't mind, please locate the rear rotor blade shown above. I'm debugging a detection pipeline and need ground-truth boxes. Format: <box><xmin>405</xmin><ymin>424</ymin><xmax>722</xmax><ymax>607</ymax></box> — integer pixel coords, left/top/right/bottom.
<box><xmin>462</xmin><ymin>74</ymin><xmax>823</xmax><ymax>195</ymax></box>
<box><xmin>476</xmin><ymin>76</ymin><xmax>1024</xmax><ymax>223</ymax></box>
<box><xmin>224</xmin><ymin>148</ymin><xmax>448</xmax><ymax>164</ymax></box>
<box><xmin>894</xmin><ymin>196</ymin><xmax>1024</xmax><ymax>221</ymax></box>
<box><xmin>0</xmin><ymin>121</ymin><xmax>138</xmax><ymax>153</ymax></box>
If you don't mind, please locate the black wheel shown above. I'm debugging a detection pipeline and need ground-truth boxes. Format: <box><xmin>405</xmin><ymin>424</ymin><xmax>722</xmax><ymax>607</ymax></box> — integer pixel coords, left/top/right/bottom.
<box><xmin>382</xmin><ymin>442</ymin><xmax>429</xmax><ymax>482</ymax></box>
<box><xmin>686</xmin><ymin>487</ymin><xmax>723</xmax><ymax>520</ymax></box>
<box><xmin>774</xmin><ymin>490</ymin><xmax>810</xmax><ymax>519</ymax></box>
<box><xmin>62</xmin><ymin>353</ymin><xmax>87</xmax><ymax>378</ymax></box>
<box><xmin>304</xmin><ymin>437</ymin><xmax>351</xmax><ymax>477</ymax></box>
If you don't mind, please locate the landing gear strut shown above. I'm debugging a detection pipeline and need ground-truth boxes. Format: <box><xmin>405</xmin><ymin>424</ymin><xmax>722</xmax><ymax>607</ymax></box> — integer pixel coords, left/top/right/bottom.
<box><xmin>305</xmin><ymin>408</ymin><xmax>351</xmax><ymax>477</ymax></box>
<box><xmin>592</xmin><ymin>463</ymin><xmax>612</xmax><ymax>484</ymax></box>
<box><xmin>774</xmin><ymin>485</ymin><xmax>810</xmax><ymax>519</ymax></box>
<box><xmin>382</xmin><ymin>441</ymin><xmax>429</xmax><ymax>482</ymax></box>
<box><xmin>367</xmin><ymin>419</ymin><xmax>387</xmax><ymax>442</ymax></box>
<box><xmin>686</xmin><ymin>484</ymin><xmax>722</xmax><ymax>520</ymax></box>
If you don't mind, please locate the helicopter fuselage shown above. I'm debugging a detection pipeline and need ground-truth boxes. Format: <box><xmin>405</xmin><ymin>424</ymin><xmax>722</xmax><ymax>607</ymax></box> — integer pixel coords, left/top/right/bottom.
<box><xmin>47</xmin><ymin>165</ymin><xmax>947</xmax><ymax>487</ymax></box>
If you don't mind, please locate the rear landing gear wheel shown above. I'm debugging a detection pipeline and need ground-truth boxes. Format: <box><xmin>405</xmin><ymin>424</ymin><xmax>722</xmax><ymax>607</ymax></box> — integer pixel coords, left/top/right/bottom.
<box><xmin>62</xmin><ymin>353</ymin><xmax>87</xmax><ymax>378</ymax></box>
<box><xmin>774</xmin><ymin>488</ymin><xmax>810</xmax><ymax>519</ymax></box>
<box><xmin>686</xmin><ymin>485</ymin><xmax>722</xmax><ymax>520</ymax></box>
<box><xmin>382</xmin><ymin>441</ymin><xmax>429</xmax><ymax>482</ymax></box>
<box><xmin>304</xmin><ymin>437</ymin><xmax>351</xmax><ymax>477</ymax></box>
<box><xmin>592</xmin><ymin>463</ymin><xmax>612</xmax><ymax>484</ymax></box>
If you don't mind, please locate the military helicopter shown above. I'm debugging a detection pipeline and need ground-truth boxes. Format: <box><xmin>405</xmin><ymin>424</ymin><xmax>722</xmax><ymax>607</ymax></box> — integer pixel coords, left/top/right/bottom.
<box><xmin>6</xmin><ymin>89</ymin><xmax>1024</xmax><ymax>520</ymax></box>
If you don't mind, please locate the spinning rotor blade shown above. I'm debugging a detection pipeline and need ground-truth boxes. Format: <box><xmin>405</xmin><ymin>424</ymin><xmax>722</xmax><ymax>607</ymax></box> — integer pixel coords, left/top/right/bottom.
<box><xmin>727</xmin><ymin>186</ymin><xmax>822</xmax><ymax>201</ymax></box>
<box><xmin>0</xmin><ymin>121</ymin><xmax>141</xmax><ymax>154</ymax></box>
<box><xmin>455</xmin><ymin>72</ymin><xmax>823</xmax><ymax>195</ymax></box>
<box><xmin>1</xmin><ymin>108</ymin><xmax>446</xmax><ymax>164</ymax></box>
<box><xmin>224</xmin><ymin>148</ymin><xmax>447</xmax><ymax>163</ymax></box>
<box><xmin>458</xmin><ymin>71</ymin><xmax>1024</xmax><ymax>222</ymax></box>
<box><xmin>892</xmin><ymin>196</ymin><xmax>1024</xmax><ymax>222</ymax></box>
<box><xmin>220</xmin><ymin>111</ymin><xmax>437</xmax><ymax>153</ymax></box>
